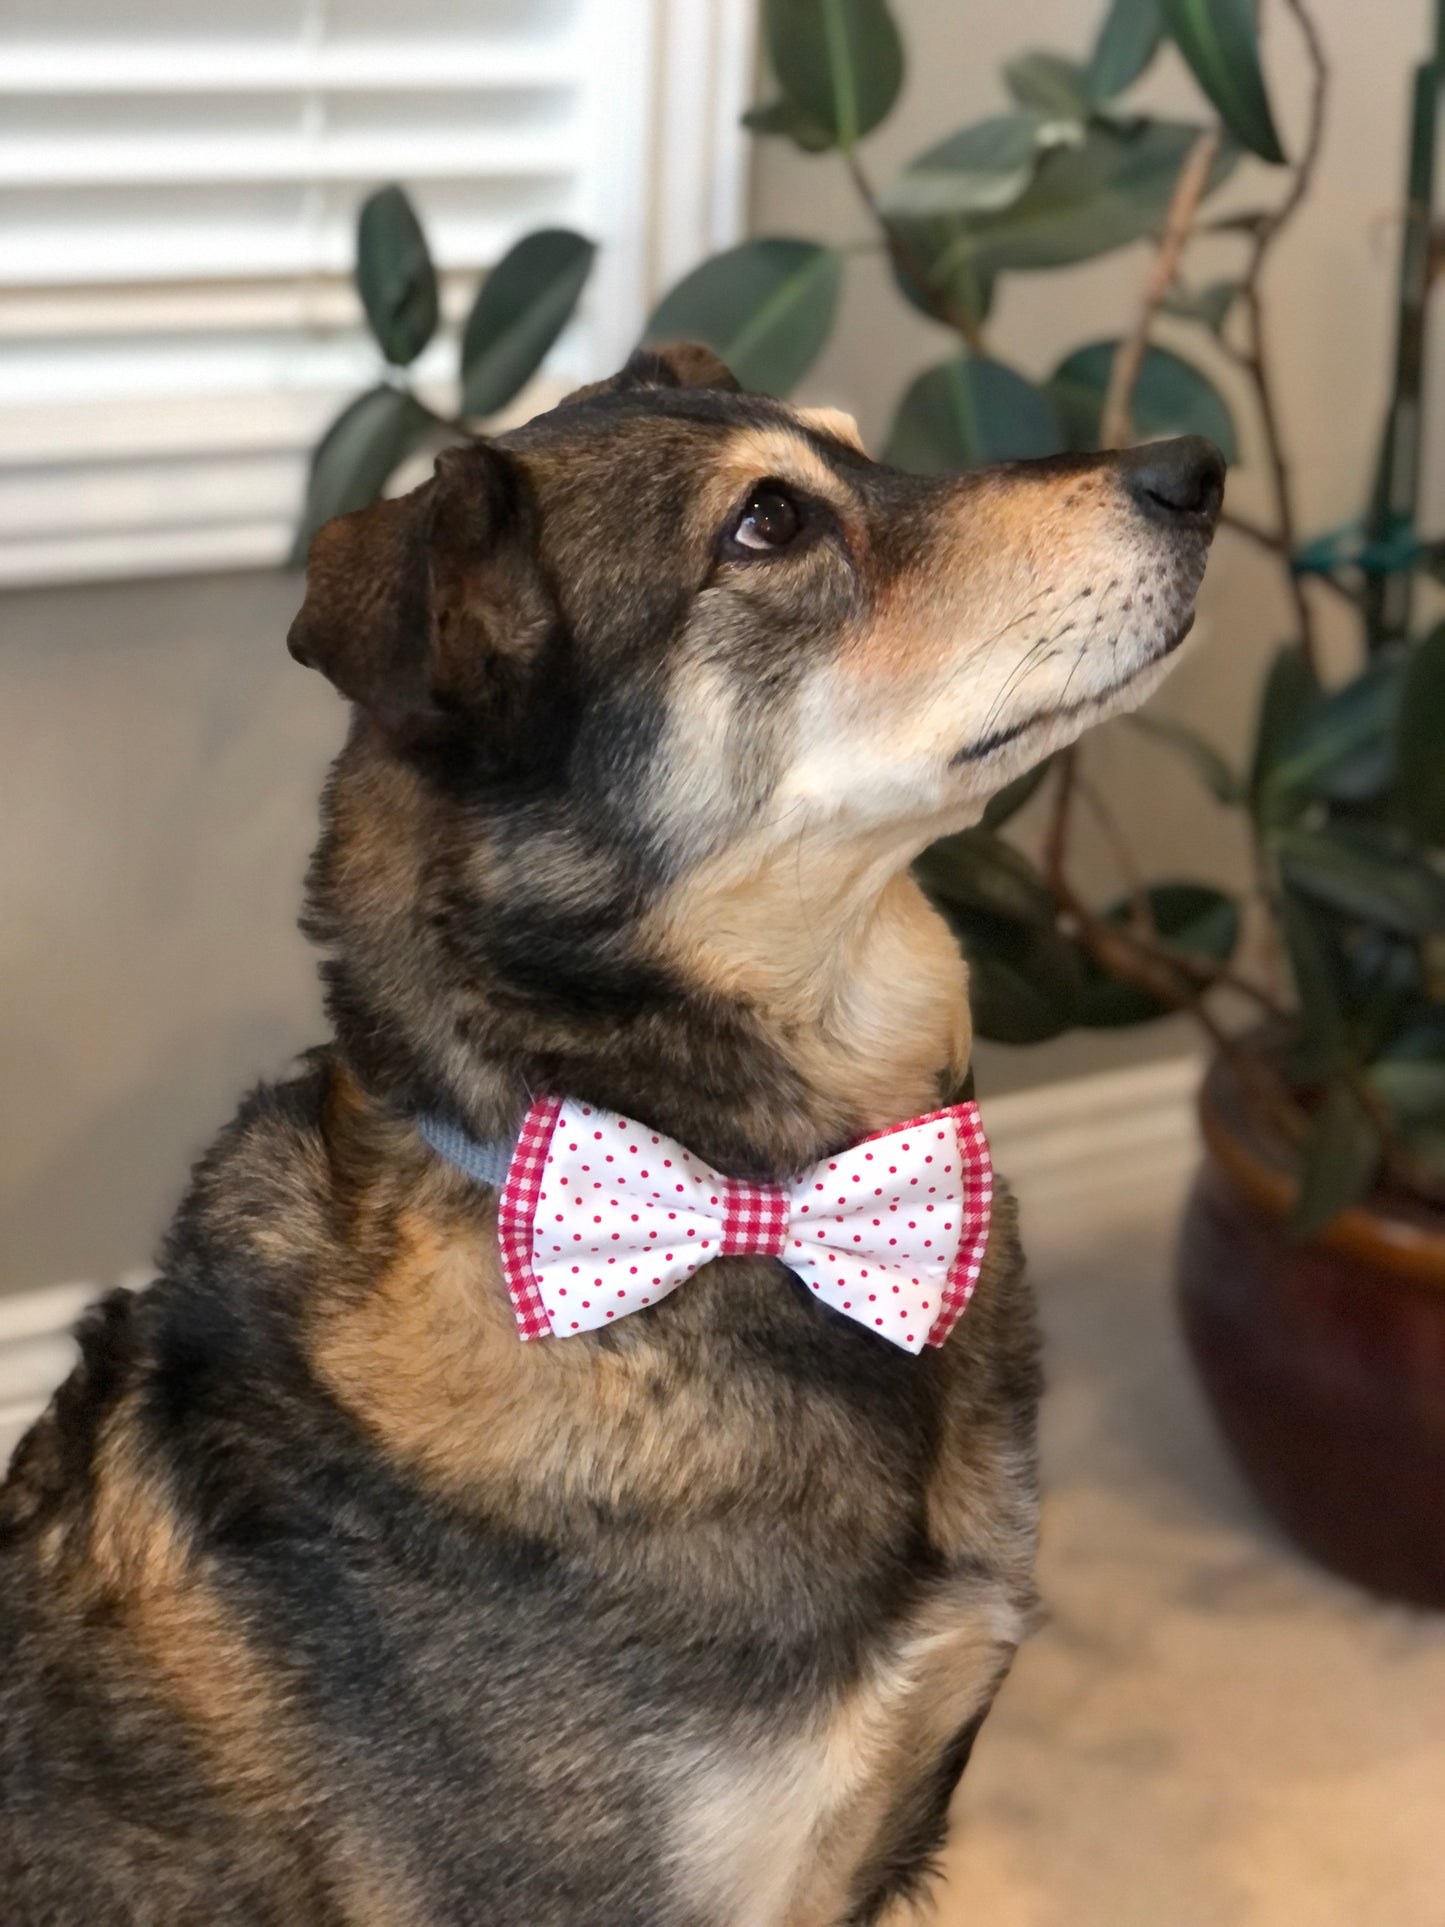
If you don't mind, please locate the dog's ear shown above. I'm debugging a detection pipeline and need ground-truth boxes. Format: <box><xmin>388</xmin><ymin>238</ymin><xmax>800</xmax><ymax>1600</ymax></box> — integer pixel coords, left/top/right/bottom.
<box><xmin>560</xmin><ymin>341</ymin><xmax>740</xmax><ymax>407</ymax></box>
<box><xmin>288</xmin><ymin>440</ymin><xmax>558</xmax><ymax>758</ymax></box>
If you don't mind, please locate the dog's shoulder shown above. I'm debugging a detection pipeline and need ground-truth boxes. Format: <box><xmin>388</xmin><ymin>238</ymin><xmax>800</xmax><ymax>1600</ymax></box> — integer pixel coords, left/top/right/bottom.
<box><xmin>2</xmin><ymin>1056</ymin><xmax>346</xmax><ymax>1554</ymax></box>
<box><xmin>160</xmin><ymin>1049</ymin><xmax>340</xmax><ymax>1293</ymax></box>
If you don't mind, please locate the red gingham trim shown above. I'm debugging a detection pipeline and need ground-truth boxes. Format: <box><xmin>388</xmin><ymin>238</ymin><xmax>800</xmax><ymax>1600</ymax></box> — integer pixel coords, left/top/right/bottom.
<box><xmin>857</xmin><ymin>1100</ymin><xmax>993</xmax><ymax>1348</ymax></box>
<box><xmin>926</xmin><ymin>1102</ymin><xmax>992</xmax><ymax>1347</ymax></box>
<box><xmin>496</xmin><ymin>1094</ymin><xmax>565</xmax><ymax>1341</ymax></box>
<box><xmin>718</xmin><ymin>1178</ymin><xmax>789</xmax><ymax>1258</ymax></box>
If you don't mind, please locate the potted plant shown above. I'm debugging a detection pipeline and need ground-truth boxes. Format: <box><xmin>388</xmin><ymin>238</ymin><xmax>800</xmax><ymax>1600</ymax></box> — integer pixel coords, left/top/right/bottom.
<box><xmin>295</xmin><ymin>0</ymin><xmax>1445</xmax><ymax>1604</ymax></box>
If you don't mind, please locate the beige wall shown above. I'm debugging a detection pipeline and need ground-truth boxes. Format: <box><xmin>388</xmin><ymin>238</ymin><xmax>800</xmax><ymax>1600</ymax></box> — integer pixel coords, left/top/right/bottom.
<box><xmin>0</xmin><ymin>0</ymin><xmax>1435</xmax><ymax>1294</ymax></box>
<box><xmin>0</xmin><ymin>572</ymin><xmax>341</xmax><ymax>1293</ymax></box>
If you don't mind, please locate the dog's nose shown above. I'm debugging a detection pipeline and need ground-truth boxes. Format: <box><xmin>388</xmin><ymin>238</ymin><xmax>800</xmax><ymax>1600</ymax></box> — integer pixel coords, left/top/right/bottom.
<box><xmin>1118</xmin><ymin>436</ymin><xmax>1225</xmax><ymax>526</ymax></box>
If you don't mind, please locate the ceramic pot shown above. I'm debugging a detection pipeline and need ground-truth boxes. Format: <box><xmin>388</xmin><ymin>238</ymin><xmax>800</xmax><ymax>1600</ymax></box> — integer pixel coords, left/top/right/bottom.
<box><xmin>1177</xmin><ymin>1051</ymin><xmax>1445</xmax><ymax>1606</ymax></box>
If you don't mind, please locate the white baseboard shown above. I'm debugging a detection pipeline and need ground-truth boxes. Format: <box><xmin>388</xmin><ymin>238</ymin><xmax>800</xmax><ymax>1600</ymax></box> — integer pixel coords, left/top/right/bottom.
<box><xmin>0</xmin><ymin>1055</ymin><xmax>1203</xmax><ymax>1466</ymax></box>
<box><xmin>984</xmin><ymin>1052</ymin><xmax>1202</xmax><ymax>1204</ymax></box>
<box><xmin>0</xmin><ymin>1271</ymin><xmax>154</xmax><ymax>1465</ymax></box>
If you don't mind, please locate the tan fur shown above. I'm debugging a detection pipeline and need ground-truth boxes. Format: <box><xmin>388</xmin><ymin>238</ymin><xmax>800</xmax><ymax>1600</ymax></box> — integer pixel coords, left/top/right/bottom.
<box><xmin>80</xmin><ymin>1414</ymin><xmax>426</xmax><ymax>1922</ymax></box>
<box><xmin>671</xmin><ymin>1574</ymin><xmax>1024</xmax><ymax>1927</ymax></box>
<box><xmin>647</xmin><ymin>842</ymin><xmax>970</xmax><ymax>1137</ymax></box>
<box><xmin>327</xmin><ymin>1839</ymin><xmax>431</xmax><ymax>1927</ymax></box>
<box><xmin>314</xmin><ymin>1167</ymin><xmax>906</xmax><ymax>1548</ymax></box>
<box><xmin>74</xmin><ymin>1415</ymin><xmax>306</xmax><ymax>1825</ymax></box>
<box><xmin>794</xmin><ymin>407</ymin><xmax>866</xmax><ymax>453</ymax></box>
<box><xmin>642</xmin><ymin>425</ymin><xmax>1203</xmax><ymax>1165</ymax></box>
<box><xmin>692</xmin><ymin>426</ymin><xmax>866</xmax><ymax>545</ymax></box>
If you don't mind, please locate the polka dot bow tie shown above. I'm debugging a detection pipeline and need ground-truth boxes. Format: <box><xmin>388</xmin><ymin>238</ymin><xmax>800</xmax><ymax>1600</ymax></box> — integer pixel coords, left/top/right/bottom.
<box><xmin>424</xmin><ymin>1095</ymin><xmax>994</xmax><ymax>1354</ymax></box>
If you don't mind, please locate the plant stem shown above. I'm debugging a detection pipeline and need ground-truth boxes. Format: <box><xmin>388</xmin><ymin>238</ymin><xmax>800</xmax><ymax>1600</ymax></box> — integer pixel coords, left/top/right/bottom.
<box><xmin>1237</xmin><ymin>288</ymin><xmax>1320</xmax><ymax>670</ymax></box>
<box><xmin>1045</xmin><ymin>760</ymin><xmax>1288</xmax><ymax>1021</ymax></box>
<box><xmin>1101</xmin><ymin>127</ymin><xmax>1223</xmax><ymax>448</ymax></box>
<box><xmin>1219</xmin><ymin>509</ymin><xmax>1360</xmax><ymax>604</ymax></box>
<box><xmin>1074</xmin><ymin>769</ymin><xmax>1157</xmax><ymax>937</ymax></box>
<box><xmin>1361</xmin><ymin>37</ymin><xmax>1440</xmax><ymax>645</ymax></box>
<box><xmin>1043</xmin><ymin>760</ymin><xmax>1305</xmax><ymax>1137</ymax></box>
<box><xmin>1227</xmin><ymin>0</ymin><xmax>1331</xmax><ymax>676</ymax></box>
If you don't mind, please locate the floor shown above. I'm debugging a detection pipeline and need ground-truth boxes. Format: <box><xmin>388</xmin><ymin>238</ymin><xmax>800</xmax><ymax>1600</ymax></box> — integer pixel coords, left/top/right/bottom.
<box><xmin>930</xmin><ymin>1157</ymin><xmax>1445</xmax><ymax>1927</ymax></box>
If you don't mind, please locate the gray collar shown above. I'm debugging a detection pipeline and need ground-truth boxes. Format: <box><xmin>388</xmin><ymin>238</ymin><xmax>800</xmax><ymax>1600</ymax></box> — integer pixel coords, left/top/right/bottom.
<box><xmin>416</xmin><ymin>1114</ymin><xmax>518</xmax><ymax>1190</ymax></box>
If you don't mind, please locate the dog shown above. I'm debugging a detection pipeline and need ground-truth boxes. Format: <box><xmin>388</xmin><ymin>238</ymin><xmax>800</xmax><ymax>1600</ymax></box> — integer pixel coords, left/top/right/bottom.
<box><xmin>0</xmin><ymin>342</ymin><xmax>1220</xmax><ymax>1925</ymax></box>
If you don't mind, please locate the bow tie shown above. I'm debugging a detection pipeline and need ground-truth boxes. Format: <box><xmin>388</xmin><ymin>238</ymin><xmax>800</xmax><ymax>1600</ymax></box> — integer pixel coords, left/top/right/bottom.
<box><xmin>421</xmin><ymin>1096</ymin><xmax>993</xmax><ymax>1355</ymax></box>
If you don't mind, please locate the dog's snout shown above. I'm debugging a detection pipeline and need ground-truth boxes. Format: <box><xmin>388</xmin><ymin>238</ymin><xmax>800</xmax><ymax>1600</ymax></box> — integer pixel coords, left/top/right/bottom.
<box><xmin>1118</xmin><ymin>436</ymin><xmax>1225</xmax><ymax>527</ymax></box>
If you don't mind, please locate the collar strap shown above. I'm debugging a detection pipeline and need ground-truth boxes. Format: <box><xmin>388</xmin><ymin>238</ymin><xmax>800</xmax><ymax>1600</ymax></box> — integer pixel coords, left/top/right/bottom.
<box><xmin>419</xmin><ymin>1080</ymin><xmax>974</xmax><ymax>1188</ymax></box>
<box><xmin>416</xmin><ymin>1113</ymin><xmax>517</xmax><ymax>1190</ymax></box>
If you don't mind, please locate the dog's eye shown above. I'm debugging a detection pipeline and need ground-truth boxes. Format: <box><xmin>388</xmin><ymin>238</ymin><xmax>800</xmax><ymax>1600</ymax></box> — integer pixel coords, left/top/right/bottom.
<box><xmin>732</xmin><ymin>484</ymin><xmax>802</xmax><ymax>553</ymax></box>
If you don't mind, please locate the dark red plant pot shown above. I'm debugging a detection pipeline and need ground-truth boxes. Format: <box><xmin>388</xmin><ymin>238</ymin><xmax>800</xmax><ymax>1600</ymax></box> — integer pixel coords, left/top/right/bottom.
<box><xmin>1177</xmin><ymin>1052</ymin><xmax>1445</xmax><ymax>1607</ymax></box>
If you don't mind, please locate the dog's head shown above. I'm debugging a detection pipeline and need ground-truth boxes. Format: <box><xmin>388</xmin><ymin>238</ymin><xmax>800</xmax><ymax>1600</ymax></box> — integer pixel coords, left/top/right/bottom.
<box><xmin>291</xmin><ymin>344</ymin><xmax>1220</xmax><ymax>1163</ymax></box>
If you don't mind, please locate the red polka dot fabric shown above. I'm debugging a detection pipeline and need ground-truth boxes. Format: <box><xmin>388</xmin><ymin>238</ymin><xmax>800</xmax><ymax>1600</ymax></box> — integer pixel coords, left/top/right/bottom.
<box><xmin>496</xmin><ymin>1097</ymin><xmax>993</xmax><ymax>1354</ymax></box>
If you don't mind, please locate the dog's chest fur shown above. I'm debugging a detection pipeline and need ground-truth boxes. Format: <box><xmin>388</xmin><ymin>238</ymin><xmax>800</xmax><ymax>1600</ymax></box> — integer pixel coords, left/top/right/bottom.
<box><xmin>667</xmin><ymin>1567</ymin><xmax>1029</xmax><ymax>1926</ymax></box>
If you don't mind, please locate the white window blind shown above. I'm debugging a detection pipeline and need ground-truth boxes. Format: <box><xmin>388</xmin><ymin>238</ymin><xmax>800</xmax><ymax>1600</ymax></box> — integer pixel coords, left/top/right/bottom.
<box><xmin>0</xmin><ymin>0</ymin><xmax>754</xmax><ymax>587</ymax></box>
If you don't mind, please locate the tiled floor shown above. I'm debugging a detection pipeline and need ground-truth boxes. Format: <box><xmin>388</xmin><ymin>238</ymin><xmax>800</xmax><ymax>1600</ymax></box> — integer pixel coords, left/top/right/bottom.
<box><xmin>928</xmin><ymin>1165</ymin><xmax>1445</xmax><ymax>1927</ymax></box>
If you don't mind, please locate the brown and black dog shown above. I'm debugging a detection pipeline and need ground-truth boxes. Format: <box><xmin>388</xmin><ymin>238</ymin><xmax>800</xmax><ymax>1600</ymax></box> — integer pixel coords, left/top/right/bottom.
<box><xmin>0</xmin><ymin>344</ymin><xmax>1220</xmax><ymax>1925</ymax></box>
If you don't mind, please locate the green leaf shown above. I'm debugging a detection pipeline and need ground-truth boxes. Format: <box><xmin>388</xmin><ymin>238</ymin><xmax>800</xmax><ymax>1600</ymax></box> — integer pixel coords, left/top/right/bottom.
<box><xmin>1125</xmin><ymin>710</ymin><xmax>1245</xmax><ymax>804</ymax></box>
<box><xmin>1279</xmin><ymin>888</ymin><xmax>1352</xmax><ymax>1077</ymax></box>
<box><xmin>1249</xmin><ymin>643</ymin><xmax>1321</xmax><ymax>820</ymax></box>
<box><xmin>1273</xmin><ymin>822</ymin><xmax>1445</xmax><ymax>936</ymax></box>
<box><xmin>886</xmin><ymin>118</ymin><xmax>1237</xmax><ymax>323</ymax></box>
<box><xmin>1369</xmin><ymin>1013</ymin><xmax>1445</xmax><ymax>1146</ymax></box>
<box><xmin>964</xmin><ymin>919</ymin><xmax>1083</xmax><ymax>1044</ymax></box>
<box><xmin>887</xmin><ymin>237</ymin><xmax>996</xmax><ymax>334</ymax></box>
<box><xmin>1289</xmin><ymin>1082</ymin><xmax>1380</xmax><ymax>1238</ymax></box>
<box><xmin>980</xmin><ymin>756</ymin><xmax>1054</xmax><ymax>829</ymax></box>
<box><xmin>290</xmin><ymin>386</ymin><xmax>439</xmax><ymax>566</ymax></box>
<box><xmin>355</xmin><ymin>185</ymin><xmax>439</xmax><ymax>367</ymax></box>
<box><xmin>1077</xmin><ymin>882</ymin><xmax>1241</xmax><ymax>1026</ymax></box>
<box><xmin>460</xmin><ymin>229</ymin><xmax>595</xmax><ymax>418</ymax></box>
<box><xmin>1087</xmin><ymin>0</ymin><xmax>1165</xmax><ymax>101</ymax></box>
<box><xmin>884</xmin><ymin>356</ymin><xmax>1066</xmax><ymax>473</ymax></box>
<box><xmin>1004</xmin><ymin>51</ymin><xmax>1093</xmax><ymax>120</ymax></box>
<box><xmin>1340</xmin><ymin>929</ymin><xmax>1422</xmax><ymax>1056</ymax></box>
<box><xmin>1160</xmin><ymin>277</ymin><xmax>1240</xmax><ymax>333</ymax></box>
<box><xmin>915</xmin><ymin>830</ymin><xmax>1079</xmax><ymax>1043</ymax></box>
<box><xmin>1396</xmin><ymin>621</ymin><xmax>1445</xmax><ymax>842</ymax></box>
<box><xmin>1046</xmin><ymin>339</ymin><xmax>1237</xmax><ymax>459</ymax></box>
<box><xmin>764</xmin><ymin>0</ymin><xmax>904</xmax><ymax>148</ymax></box>
<box><xmin>1159</xmin><ymin>0</ymin><xmax>1287</xmax><ymax>164</ymax></box>
<box><xmin>644</xmin><ymin>239</ymin><xmax>842</xmax><ymax>397</ymax></box>
<box><xmin>914</xmin><ymin>829</ymin><xmax>1056</xmax><ymax>926</ymax></box>
<box><xmin>881</xmin><ymin>113</ymin><xmax>1071</xmax><ymax>222</ymax></box>
<box><xmin>1145</xmin><ymin>883</ymin><xmax>1243</xmax><ymax>962</ymax></box>
<box><xmin>1263</xmin><ymin>654</ymin><xmax>1403</xmax><ymax>806</ymax></box>
<box><xmin>743</xmin><ymin>96</ymin><xmax>836</xmax><ymax>152</ymax></box>
<box><xmin>1293</xmin><ymin>516</ymin><xmax>1426</xmax><ymax>579</ymax></box>
<box><xmin>1374</xmin><ymin>1009</ymin><xmax>1445</xmax><ymax>1064</ymax></box>
<box><xmin>1368</xmin><ymin>1056</ymin><xmax>1445</xmax><ymax>1135</ymax></box>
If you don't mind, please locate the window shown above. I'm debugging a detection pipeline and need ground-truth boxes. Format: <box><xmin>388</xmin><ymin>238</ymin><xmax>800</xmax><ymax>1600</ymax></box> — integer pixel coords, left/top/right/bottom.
<box><xmin>0</xmin><ymin>0</ymin><xmax>754</xmax><ymax>586</ymax></box>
